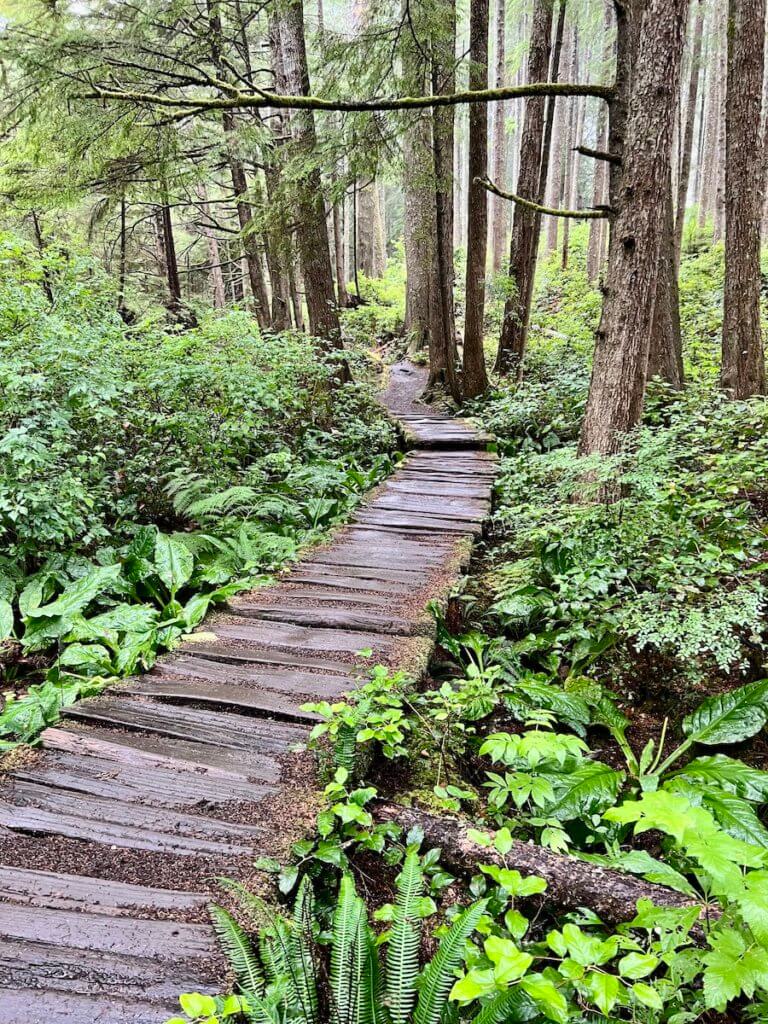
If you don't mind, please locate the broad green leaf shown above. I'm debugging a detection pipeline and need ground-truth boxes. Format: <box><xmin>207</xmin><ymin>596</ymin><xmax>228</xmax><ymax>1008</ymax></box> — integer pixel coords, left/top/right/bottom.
<box><xmin>618</xmin><ymin>952</ymin><xmax>659</xmax><ymax>979</ymax></box>
<box><xmin>632</xmin><ymin>982</ymin><xmax>663</xmax><ymax>1010</ymax></box>
<box><xmin>179</xmin><ymin>993</ymin><xmax>217</xmax><ymax>1018</ymax></box>
<box><xmin>670</xmin><ymin>754</ymin><xmax>768</xmax><ymax>803</ymax></box>
<box><xmin>583</xmin><ymin>971</ymin><xmax>620</xmax><ymax>1015</ymax></box>
<box><xmin>519</xmin><ymin>975</ymin><xmax>568</xmax><ymax>1024</ymax></box>
<box><xmin>26</xmin><ymin>565</ymin><xmax>121</xmax><ymax>620</ymax></box>
<box><xmin>155</xmin><ymin>534</ymin><xmax>194</xmax><ymax>594</ymax></box>
<box><xmin>484</xmin><ymin>936</ymin><xmax>533</xmax><ymax>984</ymax></box>
<box><xmin>59</xmin><ymin>643</ymin><xmax>113</xmax><ymax>675</ymax></box>
<box><xmin>544</xmin><ymin>762</ymin><xmax>624</xmax><ymax>822</ymax></box>
<box><xmin>0</xmin><ymin>599</ymin><xmax>14</xmax><ymax>641</ymax></box>
<box><xmin>683</xmin><ymin>680</ymin><xmax>768</xmax><ymax>747</ymax></box>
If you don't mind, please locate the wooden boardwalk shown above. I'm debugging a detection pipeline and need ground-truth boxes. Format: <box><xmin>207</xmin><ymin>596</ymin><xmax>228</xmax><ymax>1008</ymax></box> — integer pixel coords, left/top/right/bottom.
<box><xmin>0</xmin><ymin>363</ymin><xmax>495</xmax><ymax>1023</ymax></box>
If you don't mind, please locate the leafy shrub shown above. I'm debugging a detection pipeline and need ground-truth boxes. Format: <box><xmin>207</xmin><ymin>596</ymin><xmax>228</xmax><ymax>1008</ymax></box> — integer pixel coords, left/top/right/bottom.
<box><xmin>0</xmin><ymin>233</ymin><xmax>397</xmax><ymax>741</ymax></box>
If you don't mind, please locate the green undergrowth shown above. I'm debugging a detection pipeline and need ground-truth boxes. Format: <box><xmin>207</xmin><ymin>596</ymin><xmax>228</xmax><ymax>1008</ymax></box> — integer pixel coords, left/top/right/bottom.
<box><xmin>0</xmin><ymin>233</ymin><xmax>398</xmax><ymax>749</ymax></box>
<box><xmin>169</xmin><ymin>237</ymin><xmax>768</xmax><ymax>1024</ymax></box>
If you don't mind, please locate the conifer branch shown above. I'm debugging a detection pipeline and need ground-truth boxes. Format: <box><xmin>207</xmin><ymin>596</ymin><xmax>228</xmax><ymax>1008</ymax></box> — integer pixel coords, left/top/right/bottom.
<box><xmin>576</xmin><ymin>145</ymin><xmax>622</xmax><ymax>165</ymax></box>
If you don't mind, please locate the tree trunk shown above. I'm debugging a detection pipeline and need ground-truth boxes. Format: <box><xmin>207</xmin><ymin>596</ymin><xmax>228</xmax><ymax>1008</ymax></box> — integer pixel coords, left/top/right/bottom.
<box><xmin>463</xmin><ymin>0</ymin><xmax>491</xmax><ymax>399</ymax></box>
<box><xmin>427</xmin><ymin>0</ymin><xmax>461</xmax><ymax>401</ymax></box>
<box><xmin>713</xmin><ymin>0</ymin><xmax>728</xmax><ymax>243</ymax></box>
<box><xmin>648</xmin><ymin>167</ymin><xmax>684</xmax><ymax>388</ymax></box>
<box><xmin>587</xmin><ymin>3</ymin><xmax>613</xmax><ymax>282</ymax></box>
<box><xmin>561</xmin><ymin>29</ymin><xmax>581</xmax><ymax>270</ymax></box>
<box><xmin>196</xmin><ymin>186</ymin><xmax>226</xmax><ymax>310</ymax></box>
<box><xmin>402</xmin><ymin>35</ymin><xmax>436</xmax><ymax>354</ymax></box>
<box><xmin>271</xmin><ymin>0</ymin><xmax>344</xmax><ymax>360</ymax></box>
<box><xmin>579</xmin><ymin>0</ymin><xmax>689</xmax><ymax>460</ymax></box>
<box><xmin>491</xmin><ymin>0</ymin><xmax>508</xmax><ymax>273</ymax></box>
<box><xmin>538</xmin><ymin>0</ymin><xmax>567</xmax><ymax>258</ymax></box>
<box><xmin>226</xmin><ymin>140</ymin><xmax>271</xmax><ymax>328</ymax></box>
<box><xmin>375</xmin><ymin>803</ymin><xmax>710</xmax><ymax>928</ymax></box>
<box><xmin>673</xmin><ymin>0</ymin><xmax>705</xmax><ymax>260</ymax></box>
<box><xmin>332</xmin><ymin>185</ymin><xmax>349</xmax><ymax>307</ymax></box>
<box><xmin>494</xmin><ymin>0</ymin><xmax>554</xmax><ymax>375</ymax></box>
<box><xmin>357</xmin><ymin>180</ymin><xmax>386</xmax><ymax>278</ymax></box>
<box><xmin>720</xmin><ymin>0</ymin><xmax>766</xmax><ymax>398</ymax></box>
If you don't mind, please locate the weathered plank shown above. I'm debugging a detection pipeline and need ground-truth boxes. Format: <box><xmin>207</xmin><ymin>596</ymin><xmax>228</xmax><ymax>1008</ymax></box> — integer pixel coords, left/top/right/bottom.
<box><xmin>63</xmin><ymin>695</ymin><xmax>306</xmax><ymax>753</ymax></box>
<box><xmin>120</xmin><ymin>676</ymin><xmax>321</xmax><ymax>721</ymax></box>
<box><xmin>0</xmin><ymin>988</ymin><xmax>187</xmax><ymax>1023</ymax></box>
<box><xmin>228</xmin><ymin>600</ymin><xmax>426</xmax><ymax>637</ymax></box>
<box><xmin>0</xmin><ymin>867</ymin><xmax>206</xmax><ymax>917</ymax></box>
<box><xmin>158</xmin><ymin>654</ymin><xmax>355</xmax><ymax>695</ymax></box>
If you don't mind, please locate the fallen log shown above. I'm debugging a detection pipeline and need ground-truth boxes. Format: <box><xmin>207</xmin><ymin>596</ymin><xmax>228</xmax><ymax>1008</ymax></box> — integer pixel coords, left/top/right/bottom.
<box><xmin>375</xmin><ymin>802</ymin><xmax>707</xmax><ymax>927</ymax></box>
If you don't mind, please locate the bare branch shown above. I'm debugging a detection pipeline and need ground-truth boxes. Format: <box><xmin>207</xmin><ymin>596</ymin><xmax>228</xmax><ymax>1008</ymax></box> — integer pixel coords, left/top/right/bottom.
<box><xmin>79</xmin><ymin>80</ymin><xmax>614</xmax><ymax>117</ymax></box>
<box><xmin>576</xmin><ymin>144</ymin><xmax>622</xmax><ymax>165</ymax></box>
<box><xmin>476</xmin><ymin>177</ymin><xmax>612</xmax><ymax>219</ymax></box>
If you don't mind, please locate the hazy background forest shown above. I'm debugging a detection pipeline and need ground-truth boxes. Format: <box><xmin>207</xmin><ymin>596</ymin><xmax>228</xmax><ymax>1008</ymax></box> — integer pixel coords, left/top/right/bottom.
<box><xmin>3</xmin><ymin>0</ymin><xmax>768</xmax><ymax>1022</ymax></box>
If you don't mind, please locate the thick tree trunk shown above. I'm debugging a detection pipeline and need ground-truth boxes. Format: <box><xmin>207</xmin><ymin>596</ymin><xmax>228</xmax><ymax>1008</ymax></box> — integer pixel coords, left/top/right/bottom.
<box><xmin>720</xmin><ymin>0</ymin><xmax>766</xmax><ymax>398</ymax></box>
<box><xmin>495</xmin><ymin>0</ymin><xmax>554</xmax><ymax>375</ymax></box>
<box><xmin>537</xmin><ymin>0</ymin><xmax>567</xmax><ymax>259</ymax></box>
<box><xmin>713</xmin><ymin>0</ymin><xmax>728</xmax><ymax>243</ymax></box>
<box><xmin>463</xmin><ymin>0</ymin><xmax>491</xmax><ymax>399</ymax></box>
<box><xmin>375</xmin><ymin>803</ymin><xmax>709</xmax><ymax>927</ymax></box>
<box><xmin>587</xmin><ymin>3</ymin><xmax>613</xmax><ymax>282</ymax></box>
<box><xmin>357</xmin><ymin>180</ymin><xmax>386</xmax><ymax>278</ymax></box>
<box><xmin>648</xmin><ymin>167</ymin><xmax>684</xmax><ymax>388</ymax></box>
<box><xmin>673</xmin><ymin>0</ymin><xmax>705</xmax><ymax>260</ymax></box>
<box><xmin>491</xmin><ymin>0</ymin><xmax>508</xmax><ymax>273</ymax></box>
<box><xmin>579</xmin><ymin>0</ymin><xmax>689</xmax><ymax>459</ymax></box>
<box><xmin>196</xmin><ymin>186</ymin><xmax>226</xmax><ymax>309</ymax></box>
<box><xmin>427</xmin><ymin>0</ymin><xmax>461</xmax><ymax>401</ymax></box>
<box><xmin>698</xmin><ymin>5</ymin><xmax>723</xmax><ymax>231</ymax></box>
<box><xmin>271</xmin><ymin>0</ymin><xmax>344</xmax><ymax>359</ymax></box>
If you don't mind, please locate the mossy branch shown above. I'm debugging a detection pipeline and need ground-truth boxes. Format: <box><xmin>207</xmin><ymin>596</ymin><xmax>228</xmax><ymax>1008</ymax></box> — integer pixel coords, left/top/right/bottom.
<box><xmin>576</xmin><ymin>145</ymin><xmax>622</xmax><ymax>165</ymax></box>
<box><xmin>81</xmin><ymin>81</ymin><xmax>614</xmax><ymax>117</ymax></box>
<box><xmin>476</xmin><ymin>177</ymin><xmax>612</xmax><ymax>219</ymax></box>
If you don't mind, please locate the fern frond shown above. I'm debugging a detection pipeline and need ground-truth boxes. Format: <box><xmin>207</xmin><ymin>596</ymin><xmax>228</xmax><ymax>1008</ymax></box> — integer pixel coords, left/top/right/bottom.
<box><xmin>470</xmin><ymin>987</ymin><xmax>537</xmax><ymax>1024</ymax></box>
<box><xmin>385</xmin><ymin>850</ymin><xmax>424</xmax><ymax>1024</ymax></box>
<box><xmin>413</xmin><ymin>901</ymin><xmax>488</xmax><ymax>1024</ymax></box>
<box><xmin>330</xmin><ymin>873</ymin><xmax>366</xmax><ymax>1024</ymax></box>
<box><xmin>239</xmin><ymin>988</ymin><xmax>282</xmax><ymax>1024</ymax></box>
<box><xmin>208</xmin><ymin>903</ymin><xmax>264</xmax><ymax>996</ymax></box>
<box><xmin>186</xmin><ymin>485</ymin><xmax>261</xmax><ymax>519</ymax></box>
<box><xmin>355</xmin><ymin>903</ymin><xmax>383</xmax><ymax>1024</ymax></box>
<box><xmin>215</xmin><ymin>877</ymin><xmax>270</xmax><ymax>927</ymax></box>
<box><xmin>289</xmin><ymin>876</ymin><xmax>320</xmax><ymax>1024</ymax></box>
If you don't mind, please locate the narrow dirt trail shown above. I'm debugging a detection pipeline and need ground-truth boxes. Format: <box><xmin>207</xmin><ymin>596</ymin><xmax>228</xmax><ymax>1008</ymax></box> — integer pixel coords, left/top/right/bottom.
<box><xmin>0</xmin><ymin>362</ymin><xmax>495</xmax><ymax>1024</ymax></box>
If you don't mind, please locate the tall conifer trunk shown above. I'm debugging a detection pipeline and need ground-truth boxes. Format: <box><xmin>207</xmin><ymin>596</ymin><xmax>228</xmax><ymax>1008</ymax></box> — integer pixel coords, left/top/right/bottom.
<box><xmin>721</xmin><ymin>0</ymin><xmax>766</xmax><ymax>397</ymax></box>
<box><xmin>579</xmin><ymin>0</ymin><xmax>690</xmax><ymax>459</ymax></box>
<box><xmin>463</xmin><ymin>0</ymin><xmax>491</xmax><ymax>398</ymax></box>
<box><xmin>494</xmin><ymin>0</ymin><xmax>554</xmax><ymax>375</ymax></box>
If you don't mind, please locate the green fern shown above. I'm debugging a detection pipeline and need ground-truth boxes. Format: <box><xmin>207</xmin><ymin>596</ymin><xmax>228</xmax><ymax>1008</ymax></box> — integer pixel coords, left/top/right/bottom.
<box><xmin>208</xmin><ymin>903</ymin><xmax>265</xmax><ymax>996</ymax></box>
<box><xmin>413</xmin><ymin>901</ymin><xmax>488</xmax><ymax>1024</ymax></box>
<box><xmin>470</xmin><ymin>987</ymin><xmax>537</xmax><ymax>1024</ymax></box>
<box><xmin>290</xmin><ymin>876</ymin><xmax>320</xmax><ymax>1024</ymax></box>
<box><xmin>386</xmin><ymin>850</ymin><xmax>424</xmax><ymax>1024</ymax></box>
<box><xmin>330</xmin><ymin>873</ymin><xmax>368</xmax><ymax>1024</ymax></box>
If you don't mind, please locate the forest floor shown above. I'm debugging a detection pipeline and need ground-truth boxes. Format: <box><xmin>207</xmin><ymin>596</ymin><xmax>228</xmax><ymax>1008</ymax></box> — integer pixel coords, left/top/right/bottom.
<box><xmin>0</xmin><ymin>361</ymin><xmax>497</xmax><ymax>1024</ymax></box>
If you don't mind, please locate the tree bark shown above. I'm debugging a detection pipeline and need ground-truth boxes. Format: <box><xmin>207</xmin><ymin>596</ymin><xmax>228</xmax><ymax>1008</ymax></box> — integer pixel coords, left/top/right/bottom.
<box><xmin>587</xmin><ymin>2</ymin><xmax>613</xmax><ymax>282</ymax></box>
<box><xmin>491</xmin><ymin>0</ymin><xmax>509</xmax><ymax>273</ymax></box>
<box><xmin>270</xmin><ymin>0</ymin><xmax>344</xmax><ymax>359</ymax></box>
<box><xmin>648</xmin><ymin>167</ymin><xmax>684</xmax><ymax>388</ymax></box>
<box><xmin>375</xmin><ymin>803</ymin><xmax>709</xmax><ymax>927</ymax></box>
<box><xmin>427</xmin><ymin>0</ymin><xmax>461</xmax><ymax>401</ymax></box>
<box><xmin>495</xmin><ymin>0</ymin><xmax>554</xmax><ymax>375</ymax></box>
<box><xmin>720</xmin><ymin>0</ymin><xmax>766</xmax><ymax>398</ymax></box>
<box><xmin>673</xmin><ymin>0</ymin><xmax>705</xmax><ymax>260</ymax></box>
<box><xmin>196</xmin><ymin>186</ymin><xmax>226</xmax><ymax>310</ymax></box>
<box><xmin>463</xmin><ymin>0</ymin><xmax>491</xmax><ymax>399</ymax></box>
<box><xmin>579</xmin><ymin>0</ymin><xmax>689</xmax><ymax>460</ymax></box>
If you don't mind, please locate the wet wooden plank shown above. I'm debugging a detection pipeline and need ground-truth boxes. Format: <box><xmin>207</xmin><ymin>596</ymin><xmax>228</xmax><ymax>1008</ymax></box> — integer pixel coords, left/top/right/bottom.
<box><xmin>63</xmin><ymin>695</ymin><xmax>306</xmax><ymax>753</ymax></box>
<box><xmin>0</xmin><ymin>939</ymin><xmax>214</xmax><ymax>1001</ymax></box>
<box><xmin>356</xmin><ymin>510</ymin><xmax>482</xmax><ymax>534</ymax></box>
<box><xmin>0</xmin><ymin>903</ymin><xmax>216</xmax><ymax>960</ymax></box>
<box><xmin>3</xmin><ymin>782</ymin><xmax>263</xmax><ymax>856</ymax></box>
<box><xmin>228</xmin><ymin>601</ymin><xmax>428</xmax><ymax>637</ymax></box>
<box><xmin>293</xmin><ymin>562</ymin><xmax>427</xmax><ymax>585</ymax></box>
<box><xmin>0</xmin><ymin>867</ymin><xmax>206</xmax><ymax>917</ymax></box>
<box><xmin>120</xmin><ymin>676</ymin><xmax>321</xmax><ymax>722</ymax></box>
<box><xmin>42</xmin><ymin>725</ymin><xmax>284</xmax><ymax>781</ymax></box>
<box><xmin>0</xmin><ymin>988</ymin><xmax>183</xmax><ymax>1024</ymax></box>
<box><xmin>14</xmin><ymin>749</ymin><xmax>275</xmax><ymax>809</ymax></box>
<box><xmin>181</xmin><ymin>640</ymin><xmax>355</xmax><ymax>675</ymax></box>
<box><xmin>159</xmin><ymin>654</ymin><xmax>355</xmax><ymax>695</ymax></box>
<box><xmin>214</xmin><ymin>618</ymin><xmax>404</xmax><ymax>655</ymax></box>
